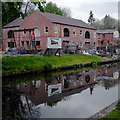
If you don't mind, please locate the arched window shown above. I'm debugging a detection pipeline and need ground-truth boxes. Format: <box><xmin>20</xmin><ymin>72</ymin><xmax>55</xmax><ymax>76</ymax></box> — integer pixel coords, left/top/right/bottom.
<box><xmin>63</xmin><ymin>28</ymin><xmax>70</xmax><ymax>37</ymax></box>
<box><xmin>85</xmin><ymin>31</ymin><xmax>90</xmax><ymax>39</ymax></box>
<box><xmin>85</xmin><ymin>75</ymin><xmax>90</xmax><ymax>83</ymax></box>
<box><xmin>8</xmin><ymin>30</ymin><xmax>14</xmax><ymax>38</ymax></box>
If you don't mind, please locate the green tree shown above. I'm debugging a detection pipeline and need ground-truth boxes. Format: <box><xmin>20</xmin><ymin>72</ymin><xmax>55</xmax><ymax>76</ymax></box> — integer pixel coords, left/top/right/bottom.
<box><xmin>61</xmin><ymin>8</ymin><xmax>71</xmax><ymax>17</ymax></box>
<box><xmin>92</xmin><ymin>15</ymin><xmax>118</xmax><ymax>31</ymax></box>
<box><xmin>92</xmin><ymin>18</ymin><xmax>103</xmax><ymax>29</ymax></box>
<box><xmin>2</xmin><ymin>2</ymin><xmax>23</xmax><ymax>27</ymax></box>
<box><xmin>88</xmin><ymin>11</ymin><xmax>95</xmax><ymax>25</ymax></box>
<box><xmin>2</xmin><ymin>1</ymin><xmax>46</xmax><ymax>27</ymax></box>
<box><xmin>45</xmin><ymin>2</ymin><xmax>71</xmax><ymax>17</ymax></box>
<box><xmin>102</xmin><ymin>15</ymin><xmax>117</xmax><ymax>29</ymax></box>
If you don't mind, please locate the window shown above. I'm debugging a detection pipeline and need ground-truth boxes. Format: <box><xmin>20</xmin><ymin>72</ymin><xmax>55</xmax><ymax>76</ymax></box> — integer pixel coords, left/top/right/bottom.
<box><xmin>34</xmin><ymin>28</ymin><xmax>40</xmax><ymax>37</ymax></box>
<box><xmin>23</xmin><ymin>31</ymin><xmax>26</xmax><ymax>35</ymax></box>
<box><xmin>26</xmin><ymin>41</ymin><xmax>29</xmax><ymax>49</ymax></box>
<box><xmin>8</xmin><ymin>42</ymin><xmax>14</xmax><ymax>48</ymax></box>
<box><xmin>63</xmin><ymin>28</ymin><xmax>70</xmax><ymax>37</ymax></box>
<box><xmin>36</xmin><ymin>41</ymin><xmax>40</xmax><ymax>45</ymax></box>
<box><xmin>85</xmin><ymin>31</ymin><xmax>90</xmax><ymax>39</ymax></box>
<box><xmin>45</xmin><ymin>27</ymin><xmax>48</xmax><ymax>33</ymax></box>
<box><xmin>73</xmin><ymin>29</ymin><xmax>76</xmax><ymax>35</ymax></box>
<box><xmin>29</xmin><ymin>31</ymin><xmax>32</xmax><ymax>35</ymax></box>
<box><xmin>98</xmin><ymin>34</ymin><xmax>100</xmax><ymax>39</ymax></box>
<box><xmin>80</xmin><ymin>30</ymin><xmax>83</xmax><ymax>36</ymax></box>
<box><xmin>103</xmin><ymin>34</ymin><xmax>105</xmax><ymax>37</ymax></box>
<box><xmin>8</xmin><ymin>30</ymin><xmax>14</xmax><ymax>38</ymax></box>
<box><xmin>21</xmin><ymin>41</ymin><xmax>24</xmax><ymax>47</ymax></box>
<box><xmin>85</xmin><ymin>75</ymin><xmax>90</xmax><ymax>83</ymax></box>
<box><xmin>80</xmin><ymin>42</ymin><xmax>82</xmax><ymax>46</ymax></box>
<box><xmin>54</xmin><ymin>26</ymin><xmax>58</xmax><ymax>33</ymax></box>
<box><xmin>94</xmin><ymin>32</ymin><xmax>96</xmax><ymax>38</ymax></box>
<box><xmin>24</xmin><ymin>83</ymin><xmax>27</xmax><ymax>87</ymax></box>
<box><xmin>94</xmin><ymin>42</ymin><xmax>95</xmax><ymax>49</ymax></box>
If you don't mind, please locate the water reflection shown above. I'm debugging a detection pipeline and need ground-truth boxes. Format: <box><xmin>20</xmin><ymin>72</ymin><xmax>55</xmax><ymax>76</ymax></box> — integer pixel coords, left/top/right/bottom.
<box><xmin>2</xmin><ymin>63</ymin><xmax>120</xmax><ymax>118</ymax></box>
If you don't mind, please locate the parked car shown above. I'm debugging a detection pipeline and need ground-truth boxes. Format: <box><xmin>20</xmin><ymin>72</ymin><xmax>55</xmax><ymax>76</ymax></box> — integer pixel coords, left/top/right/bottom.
<box><xmin>6</xmin><ymin>47</ymin><xmax>27</xmax><ymax>55</ymax></box>
<box><xmin>6</xmin><ymin>48</ymin><xmax>20</xmax><ymax>55</ymax></box>
<box><xmin>17</xmin><ymin>47</ymin><xmax>27</xmax><ymax>54</ymax></box>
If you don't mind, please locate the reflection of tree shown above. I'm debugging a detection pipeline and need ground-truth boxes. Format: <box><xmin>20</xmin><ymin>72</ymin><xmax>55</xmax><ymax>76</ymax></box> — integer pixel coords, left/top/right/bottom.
<box><xmin>47</xmin><ymin>98</ymin><xmax>62</xmax><ymax>107</ymax></box>
<box><xmin>101</xmin><ymin>79</ymin><xmax>115</xmax><ymax>90</ymax></box>
<box><xmin>47</xmin><ymin>96</ymin><xmax>71</xmax><ymax>107</ymax></box>
<box><xmin>2</xmin><ymin>87</ymin><xmax>41</xmax><ymax>119</ymax></box>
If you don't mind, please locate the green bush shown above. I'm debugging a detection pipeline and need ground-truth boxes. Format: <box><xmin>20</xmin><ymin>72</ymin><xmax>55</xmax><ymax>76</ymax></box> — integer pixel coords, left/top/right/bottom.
<box><xmin>91</xmin><ymin>61</ymin><xmax>98</xmax><ymax>68</ymax></box>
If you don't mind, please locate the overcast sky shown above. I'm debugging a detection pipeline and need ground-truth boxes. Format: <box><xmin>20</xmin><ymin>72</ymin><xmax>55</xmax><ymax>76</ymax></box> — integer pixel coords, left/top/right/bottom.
<box><xmin>46</xmin><ymin>0</ymin><xmax>119</xmax><ymax>23</ymax></box>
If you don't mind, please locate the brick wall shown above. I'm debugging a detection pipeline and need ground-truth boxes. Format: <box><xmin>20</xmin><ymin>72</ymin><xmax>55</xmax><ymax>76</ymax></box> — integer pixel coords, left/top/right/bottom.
<box><xmin>2</xmin><ymin>11</ymin><xmax>97</xmax><ymax>52</ymax></box>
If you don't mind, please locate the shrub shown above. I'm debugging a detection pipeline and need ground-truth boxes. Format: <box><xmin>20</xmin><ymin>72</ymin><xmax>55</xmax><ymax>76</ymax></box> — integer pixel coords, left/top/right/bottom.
<box><xmin>91</xmin><ymin>61</ymin><xmax>98</xmax><ymax>68</ymax></box>
<box><xmin>116</xmin><ymin>101</ymin><xmax>120</xmax><ymax>112</ymax></box>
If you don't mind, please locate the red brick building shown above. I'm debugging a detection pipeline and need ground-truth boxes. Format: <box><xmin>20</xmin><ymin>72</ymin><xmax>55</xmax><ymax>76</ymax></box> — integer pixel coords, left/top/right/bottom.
<box><xmin>2</xmin><ymin>10</ymin><xmax>97</xmax><ymax>52</ymax></box>
<box><xmin>96</xmin><ymin>28</ymin><xmax>119</xmax><ymax>47</ymax></box>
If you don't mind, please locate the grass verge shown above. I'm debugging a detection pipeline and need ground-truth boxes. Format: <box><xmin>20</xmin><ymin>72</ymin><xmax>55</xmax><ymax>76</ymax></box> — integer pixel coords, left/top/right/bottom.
<box><xmin>101</xmin><ymin>101</ymin><xmax>120</xmax><ymax>119</ymax></box>
<box><xmin>2</xmin><ymin>54</ymin><xmax>103</xmax><ymax>75</ymax></box>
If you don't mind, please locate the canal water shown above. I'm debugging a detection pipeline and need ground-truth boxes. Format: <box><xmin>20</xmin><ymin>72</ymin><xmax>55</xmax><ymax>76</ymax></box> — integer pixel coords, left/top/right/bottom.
<box><xmin>2</xmin><ymin>63</ymin><xmax>120</xmax><ymax>119</ymax></box>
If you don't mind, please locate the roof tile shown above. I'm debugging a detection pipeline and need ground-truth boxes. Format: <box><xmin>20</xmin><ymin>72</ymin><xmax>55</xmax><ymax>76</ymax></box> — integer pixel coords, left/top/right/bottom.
<box><xmin>37</xmin><ymin>11</ymin><xmax>95</xmax><ymax>29</ymax></box>
<box><xmin>3</xmin><ymin>18</ymin><xmax>24</xmax><ymax>28</ymax></box>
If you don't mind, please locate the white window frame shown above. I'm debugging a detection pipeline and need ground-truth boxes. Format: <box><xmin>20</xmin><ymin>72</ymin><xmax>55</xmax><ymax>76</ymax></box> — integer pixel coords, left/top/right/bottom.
<box><xmin>54</xmin><ymin>26</ymin><xmax>58</xmax><ymax>33</ymax></box>
<box><xmin>94</xmin><ymin>32</ymin><xmax>96</xmax><ymax>38</ymax></box>
<box><xmin>44</xmin><ymin>26</ymin><xmax>48</xmax><ymax>34</ymax></box>
<box><xmin>80</xmin><ymin>30</ymin><xmax>83</xmax><ymax>36</ymax></box>
<box><xmin>73</xmin><ymin>29</ymin><xmax>76</xmax><ymax>36</ymax></box>
<box><xmin>21</xmin><ymin>41</ymin><xmax>24</xmax><ymax>47</ymax></box>
<box><xmin>98</xmin><ymin>34</ymin><xmax>100</xmax><ymax>39</ymax></box>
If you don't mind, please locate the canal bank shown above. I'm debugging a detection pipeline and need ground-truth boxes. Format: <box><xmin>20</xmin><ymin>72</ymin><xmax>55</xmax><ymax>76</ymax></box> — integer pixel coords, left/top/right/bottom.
<box><xmin>2</xmin><ymin>63</ymin><xmax>119</xmax><ymax>118</ymax></box>
<box><xmin>2</xmin><ymin>54</ymin><xmax>120</xmax><ymax>76</ymax></box>
<box><xmin>89</xmin><ymin>100</ymin><xmax>119</xmax><ymax>119</ymax></box>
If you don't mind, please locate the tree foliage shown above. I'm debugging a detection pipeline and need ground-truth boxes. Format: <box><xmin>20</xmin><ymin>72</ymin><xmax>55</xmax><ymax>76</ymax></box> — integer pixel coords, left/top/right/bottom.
<box><xmin>21</xmin><ymin>1</ymin><xmax>45</xmax><ymax>18</ymax></box>
<box><xmin>92</xmin><ymin>15</ymin><xmax>118</xmax><ymax>31</ymax></box>
<box><xmin>2</xmin><ymin>1</ymin><xmax>45</xmax><ymax>27</ymax></box>
<box><xmin>102</xmin><ymin>15</ymin><xmax>117</xmax><ymax>29</ymax></box>
<box><xmin>88</xmin><ymin>11</ymin><xmax>95</xmax><ymax>25</ymax></box>
<box><xmin>45</xmin><ymin>2</ymin><xmax>71</xmax><ymax>17</ymax></box>
<box><xmin>2</xmin><ymin>2</ymin><xmax>23</xmax><ymax>27</ymax></box>
<box><xmin>2</xmin><ymin>1</ymin><xmax>71</xmax><ymax>27</ymax></box>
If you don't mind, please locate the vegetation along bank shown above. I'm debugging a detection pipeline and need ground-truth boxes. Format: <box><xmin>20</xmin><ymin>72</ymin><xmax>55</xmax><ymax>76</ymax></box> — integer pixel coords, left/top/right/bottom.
<box><xmin>101</xmin><ymin>100</ymin><xmax>120</xmax><ymax>119</ymax></box>
<box><xmin>2</xmin><ymin>55</ymin><xmax>103</xmax><ymax>75</ymax></box>
<box><xmin>2</xmin><ymin>54</ymin><xmax>120</xmax><ymax>76</ymax></box>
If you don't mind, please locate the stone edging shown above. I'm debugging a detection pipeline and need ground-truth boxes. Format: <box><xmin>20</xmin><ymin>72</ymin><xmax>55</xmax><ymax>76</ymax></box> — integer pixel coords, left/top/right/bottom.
<box><xmin>89</xmin><ymin>101</ymin><xmax>118</xmax><ymax>119</ymax></box>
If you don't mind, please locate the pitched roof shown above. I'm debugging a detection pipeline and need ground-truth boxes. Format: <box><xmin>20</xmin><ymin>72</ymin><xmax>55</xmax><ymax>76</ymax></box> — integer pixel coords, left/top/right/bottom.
<box><xmin>3</xmin><ymin>18</ymin><xmax>24</xmax><ymax>28</ymax></box>
<box><xmin>96</xmin><ymin>29</ymin><xmax>115</xmax><ymax>34</ymax></box>
<box><xmin>3</xmin><ymin>10</ymin><xmax>95</xmax><ymax>30</ymax></box>
<box><xmin>36</xmin><ymin>11</ymin><xmax>96</xmax><ymax>30</ymax></box>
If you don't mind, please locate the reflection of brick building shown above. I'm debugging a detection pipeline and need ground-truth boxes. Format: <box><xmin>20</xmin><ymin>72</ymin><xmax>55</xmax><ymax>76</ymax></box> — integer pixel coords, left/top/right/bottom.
<box><xmin>17</xmin><ymin>70</ymin><xmax>97</xmax><ymax>105</ymax></box>
<box><xmin>14</xmin><ymin>64</ymin><xmax>119</xmax><ymax>106</ymax></box>
<box><xmin>2</xmin><ymin>10</ymin><xmax>97</xmax><ymax>52</ymax></box>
